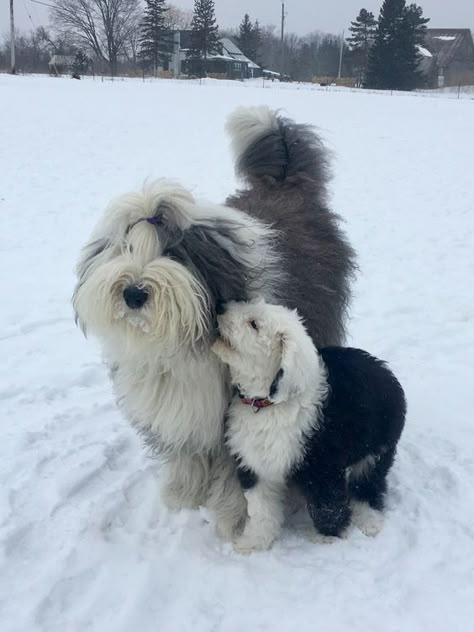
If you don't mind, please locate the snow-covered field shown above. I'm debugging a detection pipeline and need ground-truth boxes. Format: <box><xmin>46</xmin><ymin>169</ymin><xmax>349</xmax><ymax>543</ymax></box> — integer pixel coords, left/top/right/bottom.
<box><xmin>1</xmin><ymin>74</ymin><xmax>473</xmax><ymax>632</ymax></box>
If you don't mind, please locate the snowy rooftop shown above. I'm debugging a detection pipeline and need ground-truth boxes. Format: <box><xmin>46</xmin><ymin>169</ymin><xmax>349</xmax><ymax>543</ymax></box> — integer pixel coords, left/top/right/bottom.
<box><xmin>221</xmin><ymin>38</ymin><xmax>260</xmax><ymax>69</ymax></box>
<box><xmin>424</xmin><ymin>29</ymin><xmax>474</xmax><ymax>67</ymax></box>
<box><xmin>417</xmin><ymin>45</ymin><xmax>433</xmax><ymax>58</ymax></box>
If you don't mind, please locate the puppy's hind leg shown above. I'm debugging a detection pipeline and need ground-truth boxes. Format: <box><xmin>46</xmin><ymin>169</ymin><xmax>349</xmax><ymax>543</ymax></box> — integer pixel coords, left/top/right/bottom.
<box><xmin>348</xmin><ymin>448</ymin><xmax>397</xmax><ymax>536</ymax></box>
<box><xmin>349</xmin><ymin>447</ymin><xmax>396</xmax><ymax>511</ymax></box>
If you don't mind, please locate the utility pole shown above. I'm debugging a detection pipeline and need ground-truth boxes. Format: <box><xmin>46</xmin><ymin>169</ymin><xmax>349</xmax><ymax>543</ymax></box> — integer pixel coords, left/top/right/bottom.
<box><xmin>10</xmin><ymin>0</ymin><xmax>16</xmax><ymax>74</ymax></box>
<box><xmin>280</xmin><ymin>2</ymin><xmax>285</xmax><ymax>80</ymax></box>
<box><xmin>338</xmin><ymin>29</ymin><xmax>345</xmax><ymax>80</ymax></box>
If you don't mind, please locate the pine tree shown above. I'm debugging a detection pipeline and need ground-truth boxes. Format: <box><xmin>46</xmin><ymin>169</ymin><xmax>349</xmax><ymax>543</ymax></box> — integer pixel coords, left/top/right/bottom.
<box><xmin>366</xmin><ymin>0</ymin><xmax>429</xmax><ymax>90</ymax></box>
<box><xmin>139</xmin><ymin>0</ymin><xmax>173</xmax><ymax>76</ymax></box>
<box><xmin>187</xmin><ymin>0</ymin><xmax>222</xmax><ymax>76</ymax></box>
<box><xmin>397</xmin><ymin>3</ymin><xmax>430</xmax><ymax>88</ymax></box>
<box><xmin>238</xmin><ymin>14</ymin><xmax>254</xmax><ymax>57</ymax></box>
<box><xmin>347</xmin><ymin>9</ymin><xmax>377</xmax><ymax>84</ymax></box>
<box><xmin>237</xmin><ymin>14</ymin><xmax>261</xmax><ymax>61</ymax></box>
<box><xmin>252</xmin><ymin>20</ymin><xmax>262</xmax><ymax>64</ymax></box>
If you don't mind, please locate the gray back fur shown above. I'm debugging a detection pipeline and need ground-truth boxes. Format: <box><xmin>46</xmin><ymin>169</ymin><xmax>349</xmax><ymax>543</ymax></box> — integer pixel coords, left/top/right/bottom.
<box><xmin>227</xmin><ymin>113</ymin><xmax>356</xmax><ymax>347</ymax></box>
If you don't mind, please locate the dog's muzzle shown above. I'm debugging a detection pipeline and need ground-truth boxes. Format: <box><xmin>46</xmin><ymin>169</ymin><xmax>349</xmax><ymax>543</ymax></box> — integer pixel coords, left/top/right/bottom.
<box><xmin>123</xmin><ymin>285</ymin><xmax>149</xmax><ymax>309</ymax></box>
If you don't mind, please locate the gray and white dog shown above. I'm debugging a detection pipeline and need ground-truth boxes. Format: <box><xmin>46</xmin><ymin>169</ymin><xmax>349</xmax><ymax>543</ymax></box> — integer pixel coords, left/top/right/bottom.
<box><xmin>73</xmin><ymin>106</ymin><xmax>356</xmax><ymax>538</ymax></box>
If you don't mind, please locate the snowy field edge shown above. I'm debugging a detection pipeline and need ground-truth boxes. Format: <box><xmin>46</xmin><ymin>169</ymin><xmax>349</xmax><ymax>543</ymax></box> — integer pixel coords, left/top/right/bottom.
<box><xmin>1</xmin><ymin>74</ymin><xmax>473</xmax><ymax>632</ymax></box>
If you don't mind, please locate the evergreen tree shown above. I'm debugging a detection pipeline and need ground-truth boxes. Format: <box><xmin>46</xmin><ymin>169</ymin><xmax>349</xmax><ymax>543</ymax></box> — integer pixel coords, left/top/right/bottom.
<box><xmin>252</xmin><ymin>20</ymin><xmax>262</xmax><ymax>64</ymax></box>
<box><xmin>187</xmin><ymin>0</ymin><xmax>222</xmax><ymax>76</ymax></box>
<box><xmin>366</xmin><ymin>0</ymin><xmax>429</xmax><ymax>90</ymax></box>
<box><xmin>347</xmin><ymin>9</ymin><xmax>377</xmax><ymax>84</ymax></box>
<box><xmin>139</xmin><ymin>0</ymin><xmax>173</xmax><ymax>76</ymax></box>
<box><xmin>237</xmin><ymin>14</ymin><xmax>262</xmax><ymax>61</ymax></box>
<box><xmin>238</xmin><ymin>14</ymin><xmax>254</xmax><ymax>57</ymax></box>
<box><xmin>398</xmin><ymin>3</ymin><xmax>430</xmax><ymax>87</ymax></box>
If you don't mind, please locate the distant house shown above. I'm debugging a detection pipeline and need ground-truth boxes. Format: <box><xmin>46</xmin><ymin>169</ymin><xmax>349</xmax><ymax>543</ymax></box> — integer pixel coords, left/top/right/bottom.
<box><xmin>169</xmin><ymin>32</ymin><xmax>262</xmax><ymax>79</ymax></box>
<box><xmin>49</xmin><ymin>55</ymin><xmax>75</xmax><ymax>75</ymax></box>
<box><xmin>421</xmin><ymin>29</ymin><xmax>474</xmax><ymax>87</ymax></box>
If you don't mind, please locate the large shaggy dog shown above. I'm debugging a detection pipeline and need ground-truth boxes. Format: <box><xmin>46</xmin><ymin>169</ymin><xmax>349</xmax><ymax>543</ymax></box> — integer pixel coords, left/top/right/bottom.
<box><xmin>212</xmin><ymin>299</ymin><xmax>406</xmax><ymax>553</ymax></box>
<box><xmin>73</xmin><ymin>106</ymin><xmax>356</xmax><ymax>537</ymax></box>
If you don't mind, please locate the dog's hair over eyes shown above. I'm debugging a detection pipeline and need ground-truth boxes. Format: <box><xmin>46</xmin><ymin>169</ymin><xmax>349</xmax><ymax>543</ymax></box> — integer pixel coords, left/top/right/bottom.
<box><xmin>73</xmin><ymin>182</ymin><xmax>280</xmax><ymax>350</ymax></box>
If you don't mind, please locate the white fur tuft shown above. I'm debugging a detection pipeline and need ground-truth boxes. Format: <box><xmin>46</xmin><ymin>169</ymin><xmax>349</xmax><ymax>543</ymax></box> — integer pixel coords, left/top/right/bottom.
<box><xmin>225</xmin><ymin>105</ymin><xmax>279</xmax><ymax>166</ymax></box>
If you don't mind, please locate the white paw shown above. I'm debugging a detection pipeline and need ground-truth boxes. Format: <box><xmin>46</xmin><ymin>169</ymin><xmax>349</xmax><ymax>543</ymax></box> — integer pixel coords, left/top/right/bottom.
<box><xmin>305</xmin><ymin>526</ymin><xmax>347</xmax><ymax>544</ymax></box>
<box><xmin>233</xmin><ymin>529</ymin><xmax>276</xmax><ymax>554</ymax></box>
<box><xmin>351</xmin><ymin>501</ymin><xmax>384</xmax><ymax>537</ymax></box>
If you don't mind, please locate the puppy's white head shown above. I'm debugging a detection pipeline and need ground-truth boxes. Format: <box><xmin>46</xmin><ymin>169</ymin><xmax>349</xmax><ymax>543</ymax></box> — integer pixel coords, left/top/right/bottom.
<box><xmin>211</xmin><ymin>300</ymin><xmax>321</xmax><ymax>403</ymax></box>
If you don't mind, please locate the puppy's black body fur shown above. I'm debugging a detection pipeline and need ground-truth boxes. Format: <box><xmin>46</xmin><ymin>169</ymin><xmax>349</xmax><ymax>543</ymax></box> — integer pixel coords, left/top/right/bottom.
<box><xmin>236</xmin><ymin>347</ymin><xmax>406</xmax><ymax>537</ymax></box>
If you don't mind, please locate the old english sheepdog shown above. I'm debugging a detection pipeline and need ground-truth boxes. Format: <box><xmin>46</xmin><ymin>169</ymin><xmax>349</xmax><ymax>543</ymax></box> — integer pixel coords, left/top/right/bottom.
<box><xmin>73</xmin><ymin>106</ymin><xmax>356</xmax><ymax>538</ymax></box>
<box><xmin>212</xmin><ymin>300</ymin><xmax>406</xmax><ymax>553</ymax></box>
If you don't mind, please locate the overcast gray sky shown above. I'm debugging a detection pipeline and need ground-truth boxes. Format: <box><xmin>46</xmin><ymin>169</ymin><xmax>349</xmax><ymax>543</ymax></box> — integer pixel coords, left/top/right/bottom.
<box><xmin>2</xmin><ymin>0</ymin><xmax>473</xmax><ymax>38</ymax></box>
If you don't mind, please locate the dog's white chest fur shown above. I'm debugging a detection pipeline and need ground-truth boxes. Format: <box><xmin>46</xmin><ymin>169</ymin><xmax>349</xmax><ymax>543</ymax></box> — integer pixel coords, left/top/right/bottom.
<box><xmin>108</xmin><ymin>343</ymin><xmax>229</xmax><ymax>453</ymax></box>
<box><xmin>226</xmin><ymin>399</ymin><xmax>317</xmax><ymax>481</ymax></box>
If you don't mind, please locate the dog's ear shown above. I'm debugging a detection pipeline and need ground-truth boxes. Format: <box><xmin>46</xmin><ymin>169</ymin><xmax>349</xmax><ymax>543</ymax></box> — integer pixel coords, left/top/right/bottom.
<box><xmin>210</xmin><ymin>338</ymin><xmax>237</xmax><ymax>365</ymax></box>
<box><xmin>73</xmin><ymin>238</ymin><xmax>114</xmax><ymax>331</ymax></box>
<box><xmin>270</xmin><ymin>326</ymin><xmax>309</xmax><ymax>403</ymax></box>
<box><xmin>165</xmin><ymin>221</ymin><xmax>252</xmax><ymax>311</ymax></box>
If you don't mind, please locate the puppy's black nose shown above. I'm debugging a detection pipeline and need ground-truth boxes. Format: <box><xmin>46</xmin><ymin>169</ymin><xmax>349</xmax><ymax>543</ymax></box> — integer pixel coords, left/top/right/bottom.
<box><xmin>123</xmin><ymin>286</ymin><xmax>149</xmax><ymax>309</ymax></box>
<box><xmin>216</xmin><ymin>300</ymin><xmax>226</xmax><ymax>315</ymax></box>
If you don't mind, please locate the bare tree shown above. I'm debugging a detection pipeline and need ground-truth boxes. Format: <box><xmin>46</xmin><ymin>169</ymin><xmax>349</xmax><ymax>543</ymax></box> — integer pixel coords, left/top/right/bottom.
<box><xmin>164</xmin><ymin>5</ymin><xmax>193</xmax><ymax>30</ymax></box>
<box><xmin>51</xmin><ymin>0</ymin><xmax>142</xmax><ymax>76</ymax></box>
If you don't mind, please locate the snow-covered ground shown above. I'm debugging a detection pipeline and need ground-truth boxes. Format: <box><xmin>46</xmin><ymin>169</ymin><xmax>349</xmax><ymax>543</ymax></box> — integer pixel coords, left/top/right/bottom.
<box><xmin>1</xmin><ymin>74</ymin><xmax>473</xmax><ymax>632</ymax></box>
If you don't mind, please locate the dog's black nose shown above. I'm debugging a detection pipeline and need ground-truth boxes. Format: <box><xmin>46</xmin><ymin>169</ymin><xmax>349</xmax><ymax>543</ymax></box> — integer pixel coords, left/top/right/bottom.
<box><xmin>216</xmin><ymin>300</ymin><xmax>226</xmax><ymax>315</ymax></box>
<box><xmin>123</xmin><ymin>286</ymin><xmax>149</xmax><ymax>309</ymax></box>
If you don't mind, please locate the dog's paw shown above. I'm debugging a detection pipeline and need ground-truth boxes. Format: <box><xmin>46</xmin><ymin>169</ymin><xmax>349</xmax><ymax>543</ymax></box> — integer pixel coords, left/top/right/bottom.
<box><xmin>305</xmin><ymin>526</ymin><xmax>347</xmax><ymax>544</ymax></box>
<box><xmin>351</xmin><ymin>501</ymin><xmax>384</xmax><ymax>537</ymax></box>
<box><xmin>233</xmin><ymin>529</ymin><xmax>276</xmax><ymax>554</ymax></box>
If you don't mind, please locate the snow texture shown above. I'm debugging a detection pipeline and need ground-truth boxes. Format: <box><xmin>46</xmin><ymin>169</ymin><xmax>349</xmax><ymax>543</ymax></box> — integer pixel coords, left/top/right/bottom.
<box><xmin>1</xmin><ymin>74</ymin><xmax>474</xmax><ymax>632</ymax></box>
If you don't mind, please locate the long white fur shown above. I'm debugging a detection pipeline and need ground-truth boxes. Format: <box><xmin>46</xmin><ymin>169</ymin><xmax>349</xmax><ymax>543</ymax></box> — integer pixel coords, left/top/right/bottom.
<box><xmin>74</xmin><ymin>179</ymin><xmax>283</xmax><ymax>538</ymax></box>
<box><xmin>211</xmin><ymin>300</ymin><xmax>328</xmax><ymax>552</ymax></box>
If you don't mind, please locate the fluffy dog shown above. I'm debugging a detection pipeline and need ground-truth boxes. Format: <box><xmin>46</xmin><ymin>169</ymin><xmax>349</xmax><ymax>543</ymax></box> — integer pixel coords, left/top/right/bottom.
<box><xmin>73</xmin><ymin>107</ymin><xmax>356</xmax><ymax>538</ymax></box>
<box><xmin>212</xmin><ymin>300</ymin><xmax>406</xmax><ymax>553</ymax></box>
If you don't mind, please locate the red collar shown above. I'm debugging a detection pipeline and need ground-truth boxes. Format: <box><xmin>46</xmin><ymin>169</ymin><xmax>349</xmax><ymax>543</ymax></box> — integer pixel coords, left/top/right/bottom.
<box><xmin>239</xmin><ymin>396</ymin><xmax>274</xmax><ymax>413</ymax></box>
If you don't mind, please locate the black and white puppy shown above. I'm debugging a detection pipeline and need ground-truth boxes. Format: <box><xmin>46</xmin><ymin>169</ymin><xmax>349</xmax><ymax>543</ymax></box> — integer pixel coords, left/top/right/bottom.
<box><xmin>212</xmin><ymin>300</ymin><xmax>406</xmax><ymax>553</ymax></box>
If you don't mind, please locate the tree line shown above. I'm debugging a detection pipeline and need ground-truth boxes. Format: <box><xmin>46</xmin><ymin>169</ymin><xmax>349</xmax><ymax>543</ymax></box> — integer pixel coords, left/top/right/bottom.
<box><xmin>1</xmin><ymin>0</ymin><xmax>430</xmax><ymax>90</ymax></box>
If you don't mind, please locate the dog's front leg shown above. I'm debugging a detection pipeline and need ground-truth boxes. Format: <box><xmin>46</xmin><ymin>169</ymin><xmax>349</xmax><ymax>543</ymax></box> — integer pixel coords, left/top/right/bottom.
<box><xmin>233</xmin><ymin>479</ymin><xmax>285</xmax><ymax>554</ymax></box>
<box><xmin>161</xmin><ymin>450</ymin><xmax>210</xmax><ymax>511</ymax></box>
<box><xmin>206</xmin><ymin>449</ymin><xmax>248</xmax><ymax>542</ymax></box>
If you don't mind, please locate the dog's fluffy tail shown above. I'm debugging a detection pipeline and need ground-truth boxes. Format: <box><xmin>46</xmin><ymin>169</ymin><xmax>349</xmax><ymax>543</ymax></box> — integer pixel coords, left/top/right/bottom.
<box><xmin>225</xmin><ymin>106</ymin><xmax>329</xmax><ymax>185</ymax></box>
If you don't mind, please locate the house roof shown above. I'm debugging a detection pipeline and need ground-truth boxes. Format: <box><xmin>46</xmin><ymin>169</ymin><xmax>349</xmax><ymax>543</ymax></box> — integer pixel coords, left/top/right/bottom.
<box><xmin>424</xmin><ymin>29</ymin><xmax>474</xmax><ymax>67</ymax></box>
<box><xmin>221</xmin><ymin>38</ymin><xmax>260</xmax><ymax>69</ymax></box>
<box><xmin>175</xmin><ymin>32</ymin><xmax>261</xmax><ymax>69</ymax></box>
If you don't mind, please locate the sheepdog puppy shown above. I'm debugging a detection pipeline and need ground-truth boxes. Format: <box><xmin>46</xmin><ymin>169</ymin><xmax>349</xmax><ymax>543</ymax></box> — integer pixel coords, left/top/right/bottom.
<box><xmin>73</xmin><ymin>106</ymin><xmax>356</xmax><ymax>538</ymax></box>
<box><xmin>212</xmin><ymin>300</ymin><xmax>406</xmax><ymax>553</ymax></box>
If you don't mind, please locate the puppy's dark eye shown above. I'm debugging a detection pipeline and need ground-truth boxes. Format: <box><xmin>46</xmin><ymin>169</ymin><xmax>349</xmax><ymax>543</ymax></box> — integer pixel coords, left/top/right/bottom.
<box><xmin>249</xmin><ymin>320</ymin><xmax>258</xmax><ymax>331</ymax></box>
